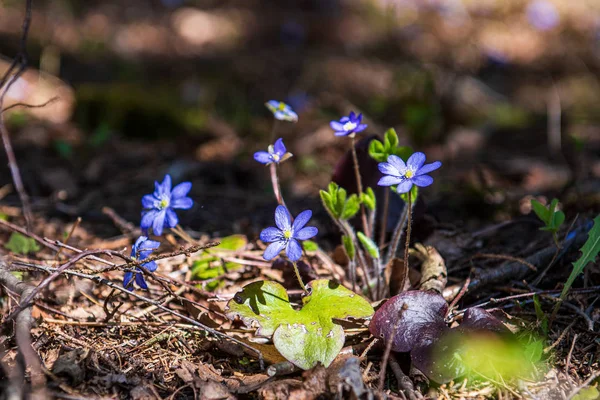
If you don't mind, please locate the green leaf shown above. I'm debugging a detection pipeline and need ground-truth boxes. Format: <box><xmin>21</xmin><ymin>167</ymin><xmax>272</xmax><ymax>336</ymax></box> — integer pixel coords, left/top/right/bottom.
<box><xmin>319</xmin><ymin>190</ymin><xmax>335</xmax><ymax>218</ymax></box>
<box><xmin>226</xmin><ymin>280</ymin><xmax>374</xmax><ymax>369</ymax></box>
<box><xmin>384</xmin><ymin>128</ymin><xmax>399</xmax><ymax>149</ymax></box>
<box><xmin>357</xmin><ymin>232</ymin><xmax>379</xmax><ymax>259</ymax></box>
<box><xmin>368</xmin><ymin>139</ymin><xmax>386</xmax><ymax>162</ymax></box>
<box><xmin>342</xmin><ymin>235</ymin><xmax>355</xmax><ymax>260</ymax></box>
<box><xmin>360</xmin><ymin>187</ymin><xmax>376</xmax><ymax>211</ymax></box>
<box><xmin>302</xmin><ymin>240</ymin><xmax>319</xmax><ymax>252</ymax></box>
<box><xmin>531</xmin><ymin>199</ymin><xmax>550</xmax><ymax>223</ymax></box>
<box><xmin>341</xmin><ymin>194</ymin><xmax>360</xmax><ymax>220</ymax></box>
<box><xmin>191</xmin><ymin>235</ymin><xmax>247</xmax><ymax>291</ymax></box>
<box><xmin>561</xmin><ymin>215</ymin><xmax>600</xmax><ymax>300</ymax></box>
<box><xmin>572</xmin><ymin>387</ymin><xmax>600</xmax><ymax>400</ymax></box>
<box><xmin>4</xmin><ymin>232</ymin><xmax>40</xmax><ymax>255</ymax></box>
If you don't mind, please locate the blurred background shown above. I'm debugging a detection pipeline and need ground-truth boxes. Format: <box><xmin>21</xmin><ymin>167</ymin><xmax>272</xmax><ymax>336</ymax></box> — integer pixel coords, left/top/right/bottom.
<box><xmin>0</xmin><ymin>0</ymin><xmax>599</xmax><ymax>240</ymax></box>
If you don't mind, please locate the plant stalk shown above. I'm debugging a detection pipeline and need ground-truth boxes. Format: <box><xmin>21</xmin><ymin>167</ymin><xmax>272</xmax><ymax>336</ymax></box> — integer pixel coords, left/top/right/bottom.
<box><xmin>292</xmin><ymin>262</ymin><xmax>307</xmax><ymax>292</ymax></box>
<box><xmin>403</xmin><ymin>190</ymin><xmax>413</xmax><ymax>278</ymax></box>
<box><xmin>350</xmin><ymin>135</ymin><xmax>370</xmax><ymax>238</ymax></box>
<box><xmin>379</xmin><ymin>188</ymin><xmax>390</xmax><ymax>249</ymax></box>
<box><xmin>269</xmin><ymin>163</ymin><xmax>286</xmax><ymax>207</ymax></box>
<box><xmin>385</xmin><ymin>198</ymin><xmax>409</xmax><ymax>264</ymax></box>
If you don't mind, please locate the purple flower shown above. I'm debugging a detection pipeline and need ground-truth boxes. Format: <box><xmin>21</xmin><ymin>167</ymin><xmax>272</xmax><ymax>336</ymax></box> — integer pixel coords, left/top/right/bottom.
<box><xmin>141</xmin><ymin>174</ymin><xmax>193</xmax><ymax>236</ymax></box>
<box><xmin>526</xmin><ymin>0</ymin><xmax>559</xmax><ymax>31</ymax></box>
<box><xmin>124</xmin><ymin>236</ymin><xmax>160</xmax><ymax>290</ymax></box>
<box><xmin>265</xmin><ymin>100</ymin><xmax>298</xmax><ymax>122</ymax></box>
<box><xmin>330</xmin><ymin>111</ymin><xmax>367</xmax><ymax>137</ymax></box>
<box><xmin>260</xmin><ymin>205</ymin><xmax>318</xmax><ymax>262</ymax></box>
<box><xmin>377</xmin><ymin>152</ymin><xmax>441</xmax><ymax>193</ymax></box>
<box><xmin>254</xmin><ymin>138</ymin><xmax>293</xmax><ymax>165</ymax></box>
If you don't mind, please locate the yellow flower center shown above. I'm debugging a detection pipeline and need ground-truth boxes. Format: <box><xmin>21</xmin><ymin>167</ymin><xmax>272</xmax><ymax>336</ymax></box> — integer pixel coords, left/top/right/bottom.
<box><xmin>272</xmin><ymin>154</ymin><xmax>280</xmax><ymax>162</ymax></box>
<box><xmin>404</xmin><ymin>170</ymin><xmax>414</xmax><ymax>179</ymax></box>
<box><xmin>278</xmin><ymin>102</ymin><xmax>286</xmax><ymax>111</ymax></box>
<box><xmin>159</xmin><ymin>199</ymin><xmax>169</xmax><ymax>209</ymax></box>
<box><xmin>283</xmin><ymin>230</ymin><xmax>292</xmax><ymax>239</ymax></box>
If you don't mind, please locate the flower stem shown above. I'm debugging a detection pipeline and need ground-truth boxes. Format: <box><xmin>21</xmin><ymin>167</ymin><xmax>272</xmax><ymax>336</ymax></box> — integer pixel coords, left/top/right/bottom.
<box><xmin>350</xmin><ymin>135</ymin><xmax>370</xmax><ymax>238</ymax></box>
<box><xmin>269</xmin><ymin>163</ymin><xmax>286</xmax><ymax>207</ymax></box>
<box><xmin>403</xmin><ymin>191</ymin><xmax>413</xmax><ymax>278</ymax></box>
<box><xmin>385</xmin><ymin>199</ymin><xmax>409</xmax><ymax>263</ymax></box>
<box><xmin>379</xmin><ymin>187</ymin><xmax>390</xmax><ymax>249</ymax></box>
<box><xmin>292</xmin><ymin>262</ymin><xmax>307</xmax><ymax>292</ymax></box>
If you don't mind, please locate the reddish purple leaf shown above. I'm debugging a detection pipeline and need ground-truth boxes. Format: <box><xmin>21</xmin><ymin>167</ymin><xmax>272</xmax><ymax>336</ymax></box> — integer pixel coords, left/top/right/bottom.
<box><xmin>369</xmin><ymin>291</ymin><xmax>449</xmax><ymax>352</ymax></box>
<box><xmin>458</xmin><ymin>307</ymin><xmax>509</xmax><ymax>335</ymax></box>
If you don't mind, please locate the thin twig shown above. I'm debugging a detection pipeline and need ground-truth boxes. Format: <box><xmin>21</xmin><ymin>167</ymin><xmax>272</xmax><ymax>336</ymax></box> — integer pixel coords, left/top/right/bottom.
<box><xmin>565</xmin><ymin>333</ymin><xmax>578</xmax><ymax>374</ymax></box>
<box><xmin>17</xmin><ymin>261</ymin><xmax>266</xmax><ymax>368</ymax></box>
<box><xmin>0</xmin><ymin>258</ymin><xmax>47</xmax><ymax>399</ymax></box>
<box><xmin>1</xmin><ymin>96</ymin><xmax>59</xmax><ymax>113</ymax></box>
<box><xmin>389</xmin><ymin>355</ymin><xmax>421</xmax><ymax>400</ymax></box>
<box><xmin>0</xmin><ymin>0</ymin><xmax>34</xmax><ymax>230</ymax></box>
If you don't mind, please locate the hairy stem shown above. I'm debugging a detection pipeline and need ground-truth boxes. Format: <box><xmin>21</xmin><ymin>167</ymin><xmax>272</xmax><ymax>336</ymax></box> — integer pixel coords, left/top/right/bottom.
<box><xmin>379</xmin><ymin>188</ymin><xmax>390</xmax><ymax>249</ymax></box>
<box><xmin>385</xmin><ymin>198</ymin><xmax>409</xmax><ymax>263</ymax></box>
<box><xmin>292</xmin><ymin>262</ymin><xmax>307</xmax><ymax>292</ymax></box>
<box><xmin>269</xmin><ymin>163</ymin><xmax>286</xmax><ymax>207</ymax></box>
<box><xmin>403</xmin><ymin>191</ymin><xmax>413</xmax><ymax>278</ymax></box>
<box><xmin>350</xmin><ymin>135</ymin><xmax>370</xmax><ymax>237</ymax></box>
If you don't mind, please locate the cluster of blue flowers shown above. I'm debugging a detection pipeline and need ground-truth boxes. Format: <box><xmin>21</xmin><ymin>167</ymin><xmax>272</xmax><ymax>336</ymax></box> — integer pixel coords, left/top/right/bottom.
<box><xmin>125</xmin><ymin>174</ymin><xmax>193</xmax><ymax>290</ymax></box>
<box><xmin>255</xmin><ymin>101</ymin><xmax>441</xmax><ymax>263</ymax></box>
<box><xmin>125</xmin><ymin>100</ymin><xmax>442</xmax><ymax>288</ymax></box>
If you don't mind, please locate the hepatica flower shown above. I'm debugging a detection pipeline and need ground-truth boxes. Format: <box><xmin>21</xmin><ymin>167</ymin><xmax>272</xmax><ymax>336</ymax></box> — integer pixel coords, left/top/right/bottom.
<box><xmin>330</xmin><ymin>111</ymin><xmax>367</xmax><ymax>137</ymax></box>
<box><xmin>260</xmin><ymin>205</ymin><xmax>318</xmax><ymax>262</ymax></box>
<box><xmin>265</xmin><ymin>100</ymin><xmax>298</xmax><ymax>122</ymax></box>
<box><xmin>141</xmin><ymin>174</ymin><xmax>193</xmax><ymax>236</ymax></box>
<box><xmin>254</xmin><ymin>138</ymin><xmax>293</xmax><ymax>165</ymax></box>
<box><xmin>378</xmin><ymin>152</ymin><xmax>441</xmax><ymax>193</ymax></box>
<box><xmin>124</xmin><ymin>236</ymin><xmax>160</xmax><ymax>290</ymax></box>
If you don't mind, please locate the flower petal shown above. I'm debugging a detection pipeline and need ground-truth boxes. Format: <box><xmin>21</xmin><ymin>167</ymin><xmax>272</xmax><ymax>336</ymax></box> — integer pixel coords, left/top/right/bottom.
<box><xmin>378</xmin><ymin>162</ymin><xmax>400</xmax><ymax>177</ymax></box>
<box><xmin>412</xmin><ymin>175</ymin><xmax>434</xmax><ymax>187</ymax></box>
<box><xmin>340</xmin><ymin>117</ymin><xmax>350</xmax><ymax>123</ymax></box>
<box><xmin>171</xmin><ymin>197</ymin><xmax>193</xmax><ymax>209</ymax></box>
<box><xmin>135</xmin><ymin>272</ymin><xmax>148</xmax><ymax>290</ymax></box>
<box><xmin>330</xmin><ymin>121</ymin><xmax>344</xmax><ymax>131</ymax></box>
<box><xmin>334</xmin><ymin>131</ymin><xmax>350</xmax><ymax>137</ymax></box>
<box><xmin>141</xmin><ymin>210</ymin><xmax>158</xmax><ymax>231</ymax></box>
<box><xmin>171</xmin><ymin>182</ymin><xmax>192</xmax><ymax>198</ymax></box>
<box><xmin>378</xmin><ymin>175</ymin><xmax>403</xmax><ymax>187</ymax></box>
<box><xmin>416</xmin><ymin>161</ymin><xmax>442</xmax><ymax>176</ymax></box>
<box><xmin>266</xmin><ymin>100</ymin><xmax>279</xmax><ymax>112</ymax></box>
<box><xmin>292</xmin><ymin>209</ymin><xmax>312</xmax><ymax>232</ymax></box>
<box><xmin>160</xmin><ymin>174</ymin><xmax>172</xmax><ymax>195</ymax></box>
<box><xmin>141</xmin><ymin>261</ymin><xmax>158</xmax><ymax>272</ymax></box>
<box><xmin>387</xmin><ymin>155</ymin><xmax>407</xmax><ymax>173</ymax></box>
<box><xmin>138</xmin><ymin>238</ymin><xmax>160</xmax><ymax>251</ymax></box>
<box><xmin>286</xmin><ymin>239</ymin><xmax>303</xmax><ymax>261</ymax></box>
<box><xmin>260</xmin><ymin>227</ymin><xmax>282</xmax><ymax>243</ymax></box>
<box><xmin>295</xmin><ymin>226</ymin><xmax>318</xmax><ymax>240</ymax></box>
<box><xmin>123</xmin><ymin>271</ymin><xmax>134</xmax><ymax>289</ymax></box>
<box><xmin>273</xmin><ymin>138</ymin><xmax>286</xmax><ymax>155</ymax></box>
<box><xmin>355</xmin><ymin>124</ymin><xmax>367</xmax><ymax>133</ymax></box>
<box><xmin>152</xmin><ymin>209</ymin><xmax>167</xmax><ymax>236</ymax></box>
<box><xmin>396</xmin><ymin>180</ymin><xmax>414</xmax><ymax>194</ymax></box>
<box><xmin>274</xmin><ymin>205</ymin><xmax>292</xmax><ymax>231</ymax></box>
<box><xmin>349</xmin><ymin>111</ymin><xmax>356</xmax><ymax>120</ymax></box>
<box><xmin>407</xmin><ymin>152</ymin><xmax>426</xmax><ymax>171</ymax></box>
<box><xmin>263</xmin><ymin>241</ymin><xmax>286</xmax><ymax>261</ymax></box>
<box><xmin>165</xmin><ymin>208</ymin><xmax>179</xmax><ymax>229</ymax></box>
<box><xmin>254</xmin><ymin>151</ymin><xmax>271</xmax><ymax>164</ymax></box>
<box><xmin>142</xmin><ymin>194</ymin><xmax>157</xmax><ymax>209</ymax></box>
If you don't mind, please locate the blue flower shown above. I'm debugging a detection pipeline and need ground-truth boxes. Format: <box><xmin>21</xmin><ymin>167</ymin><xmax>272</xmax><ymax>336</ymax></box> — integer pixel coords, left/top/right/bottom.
<box><xmin>377</xmin><ymin>152</ymin><xmax>441</xmax><ymax>193</ymax></box>
<box><xmin>254</xmin><ymin>138</ymin><xmax>293</xmax><ymax>165</ymax></box>
<box><xmin>260</xmin><ymin>205</ymin><xmax>318</xmax><ymax>262</ymax></box>
<box><xmin>526</xmin><ymin>0</ymin><xmax>559</xmax><ymax>31</ymax></box>
<box><xmin>141</xmin><ymin>174</ymin><xmax>193</xmax><ymax>236</ymax></box>
<box><xmin>124</xmin><ymin>236</ymin><xmax>160</xmax><ymax>290</ymax></box>
<box><xmin>330</xmin><ymin>111</ymin><xmax>367</xmax><ymax>137</ymax></box>
<box><xmin>265</xmin><ymin>100</ymin><xmax>298</xmax><ymax>122</ymax></box>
